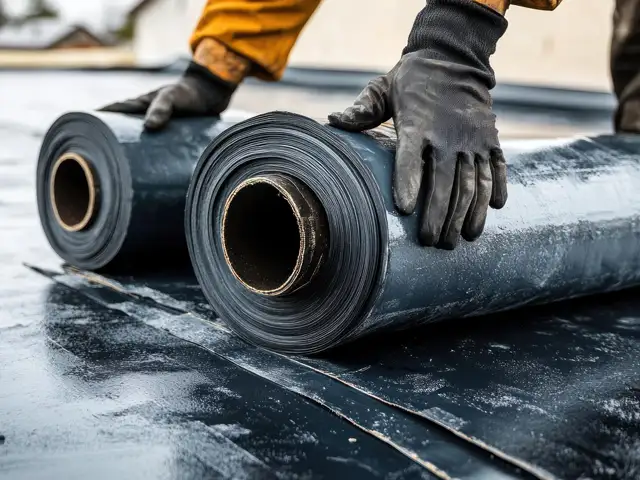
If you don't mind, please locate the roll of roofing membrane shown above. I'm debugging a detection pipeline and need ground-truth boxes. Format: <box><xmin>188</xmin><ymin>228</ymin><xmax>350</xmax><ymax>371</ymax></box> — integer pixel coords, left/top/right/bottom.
<box><xmin>186</xmin><ymin>111</ymin><xmax>640</xmax><ymax>355</ymax></box>
<box><xmin>37</xmin><ymin>111</ymin><xmax>244</xmax><ymax>270</ymax></box>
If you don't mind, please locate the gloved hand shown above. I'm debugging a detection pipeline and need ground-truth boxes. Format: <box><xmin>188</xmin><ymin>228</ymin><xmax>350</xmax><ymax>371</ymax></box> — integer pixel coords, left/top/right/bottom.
<box><xmin>328</xmin><ymin>0</ymin><xmax>508</xmax><ymax>250</ymax></box>
<box><xmin>99</xmin><ymin>62</ymin><xmax>236</xmax><ymax>131</ymax></box>
<box><xmin>100</xmin><ymin>39</ymin><xmax>250</xmax><ymax>131</ymax></box>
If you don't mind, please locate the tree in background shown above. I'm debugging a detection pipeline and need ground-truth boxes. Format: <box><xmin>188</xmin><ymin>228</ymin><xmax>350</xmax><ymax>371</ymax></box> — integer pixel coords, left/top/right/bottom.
<box><xmin>0</xmin><ymin>0</ymin><xmax>9</xmax><ymax>28</ymax></box>
<box><xmin>112</xmin><ymin>14</ymin><xmax>135</xmax><ymax>43</ymax></box>
<box><xmin>24</xmin><ymin>0</ymin><xmax>58</xmax><ymax>21</ymax></box>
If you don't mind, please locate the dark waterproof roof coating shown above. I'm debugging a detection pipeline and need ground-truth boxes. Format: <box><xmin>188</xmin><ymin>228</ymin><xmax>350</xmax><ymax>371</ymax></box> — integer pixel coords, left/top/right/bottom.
<box><xmin>1</xmin><ymin>69</ymin><xmax>638</xmax><ymax>480</ymax></box>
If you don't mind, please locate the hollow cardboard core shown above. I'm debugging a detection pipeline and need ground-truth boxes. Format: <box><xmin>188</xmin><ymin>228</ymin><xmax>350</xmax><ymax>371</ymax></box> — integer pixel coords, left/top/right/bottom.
<box><xmin>222</xmin><ymin>179</ymin><xmax>302</xmax><ymax>295</ymax></box>
<box><xmin>50</xmin><ymin>153</ymin><xmax>96</xmax><ymax>232</ymax></box>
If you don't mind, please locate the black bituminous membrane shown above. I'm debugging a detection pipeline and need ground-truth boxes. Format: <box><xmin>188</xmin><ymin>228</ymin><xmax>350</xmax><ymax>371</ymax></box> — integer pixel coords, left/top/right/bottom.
<box><xmin>36</xmin><ymin>111</ymin><xmax>245</xmax><ymax>271</ymax></box>
<box><xmin>186</xmin><ymin>111</ymin><xmax>640</xmax><ymax>354</ymax></box>
<box><xmin>1</xmin><ymin>281</ymin><xmax>437</xmax><ymax>480</ymax></box>
<box><xmin>40</xmin><ymin>267</ymin><xmax>640</xmax><ymax>480</ymax></box>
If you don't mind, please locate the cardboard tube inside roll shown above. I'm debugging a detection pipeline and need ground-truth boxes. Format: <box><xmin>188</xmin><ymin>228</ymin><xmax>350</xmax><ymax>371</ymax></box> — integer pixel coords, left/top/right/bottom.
<box><xmin>221</xmin><ymin>174</ymin><xmax>329</xmax><ymax>296</ymax></box>
<box><xmin>50</xmin><ymin>153</ymin><xmax>98</xmax><ymax>232</ymax></box>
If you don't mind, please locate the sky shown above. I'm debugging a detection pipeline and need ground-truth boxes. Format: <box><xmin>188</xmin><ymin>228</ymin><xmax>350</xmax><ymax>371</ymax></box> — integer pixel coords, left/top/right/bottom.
<box><xmin>5</xmin><ymin>0</ymin><xmax>139</xmax><ymax>30</ymax></box>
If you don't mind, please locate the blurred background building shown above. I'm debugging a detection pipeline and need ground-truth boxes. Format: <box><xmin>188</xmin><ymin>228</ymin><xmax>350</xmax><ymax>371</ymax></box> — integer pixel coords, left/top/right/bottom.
<box><xmin>0</xmin><ymin>21</ymin><xmax>105</xmax><ymax>49</ymax></box>
<box><xmin>0</xmin><ymin>0</ymin><xmax>134</xmax><ymax>67</ymax></box>
<box><xmin>0</xmin><ymin>0</ymin><xmax>616</xmax><ymax>91</ymax></box>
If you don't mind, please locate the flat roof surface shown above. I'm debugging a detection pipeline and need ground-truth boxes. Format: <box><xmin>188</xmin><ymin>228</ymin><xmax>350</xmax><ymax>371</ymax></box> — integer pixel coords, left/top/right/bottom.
<box><xmin>1</xmin><ymin>70</ymin><xmax>638</xmax><ymax>480</ymax></box>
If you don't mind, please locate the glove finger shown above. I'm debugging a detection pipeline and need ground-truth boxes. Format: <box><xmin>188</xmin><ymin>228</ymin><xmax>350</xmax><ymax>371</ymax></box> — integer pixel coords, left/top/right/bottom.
<box><xmin>393</xmin><ymin>129</ymin><xmax>428</xmax><ymax>215</ymax></box>
<box><xmin>98</xmin><ymin>90</ymin><xmax>158</xmax><ymax>114</ymax></box>
<box><xmin>489</xmin><ymin>148</ymin><xmax>508</xmax><ymax>209</ymax></box>
<box><xmin>438</xmin><ymin>153</ymin><xmax>476</xmax><ymax>250</ymax></box>
<box><xmin>418</xmin><ymin>148</ymin><xmax>457</xmax><ymax>247</ymax></box>
<box><xmin>144</xmin><ymin>89</ymin><xmax>174</xmax><ymax>131</ymax></box>
<box><xmin>327</xmin><ymin>75</ymin><xmax>391</xmax><ymax>131</ymax></box>
<box><xmin>462</xmin><ymin>154</ymin><xmax>492</xmax><ymax>242</ymax></box>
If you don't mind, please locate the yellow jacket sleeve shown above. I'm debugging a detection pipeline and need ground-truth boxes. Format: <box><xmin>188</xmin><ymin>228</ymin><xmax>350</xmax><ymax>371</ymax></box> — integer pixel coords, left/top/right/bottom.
<box><xmin>190</xmin><ymin>0</ymin><xmax>321</xmax><ymax>82</ymax></box>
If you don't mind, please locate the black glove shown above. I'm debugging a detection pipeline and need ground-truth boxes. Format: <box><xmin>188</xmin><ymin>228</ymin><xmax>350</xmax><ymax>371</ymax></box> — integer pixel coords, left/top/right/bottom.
<box><xmin>328</xmin><ymin>0</ymin><xmax>508</xmax><ymax>249</ymax></box>
<box><xmin>99</xmin><ymin>62</ymin><xmax>236</xmax><ymax>131</ymax></box>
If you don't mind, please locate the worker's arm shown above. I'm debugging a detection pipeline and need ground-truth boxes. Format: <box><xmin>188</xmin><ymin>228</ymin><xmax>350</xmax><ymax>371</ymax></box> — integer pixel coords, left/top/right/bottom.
<box><xmin>190</xmin><ymin>0</ymin><xmax>321</xmax><ymax>82</ymax></box>
<box><xmin>511</xmin><ymin>0</ymin><xmax>562</xmax><ymax>10</ymax></box>
<box><xmin>476</xmin><ymin>0</ymin><xmax>562</xmax><ymax>14</ymax></box>
<box><xmin>329</xmin><ymin>0</ymin><xmax>513</xmax><ymax>250</ymax></box>
<box><xmin>101</xmin><ymin>0</ymin><xmax>321</xmax><ymax>130</ymax></box>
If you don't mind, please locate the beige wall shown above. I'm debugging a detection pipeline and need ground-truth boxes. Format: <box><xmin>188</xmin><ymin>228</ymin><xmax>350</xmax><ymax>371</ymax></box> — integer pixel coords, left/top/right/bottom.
<box><xmin>133</xmin><ymin>0</ymin><xmax>204</xmax><ymax>66</ymax></box>
<box><xmin>132</xmin><ymin>0</ymin><xmax>615</xmax><ymax>91</ymax></box>
<box><xmin>288</xmin><ymin>0</ymin><xmax>614</xmax><ymax>91</ymax></box>
<box><xmin>288</xmin><ymin>1</ymin><xmax>424</xmax><ymax>71</ymax></box>
<box><xmin>494</xmin><ymin>0</ymin><xmax>614</xmax><ymax>91</ymax></box>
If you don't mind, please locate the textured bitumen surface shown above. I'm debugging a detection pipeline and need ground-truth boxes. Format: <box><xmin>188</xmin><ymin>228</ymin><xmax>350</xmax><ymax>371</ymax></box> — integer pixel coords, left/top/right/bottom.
<box><xmin>1</xmin><ymin>70</ymin><xmax>639</xmax><ymax>480</ymax></box>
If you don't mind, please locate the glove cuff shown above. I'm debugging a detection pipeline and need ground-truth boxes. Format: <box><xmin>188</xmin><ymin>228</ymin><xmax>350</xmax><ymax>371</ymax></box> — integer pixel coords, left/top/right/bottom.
<box><xmin>403</xmin><ymin>0</ymin><xmax>508</xmax><ymax>87</ymax></box>
<box><xmin>184</xmin><ymin>61</ymin><xmax>237</xmax><ymax>93</ymax></box>
<box><xmin>192</xmin><ymin>37</ymin><xmax>252</xmax><ymax>86</ymax></box>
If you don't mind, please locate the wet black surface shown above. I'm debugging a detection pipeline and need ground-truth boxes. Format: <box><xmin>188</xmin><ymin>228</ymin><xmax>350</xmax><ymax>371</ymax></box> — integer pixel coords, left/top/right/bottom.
<box><xmin>2</xmin><ymin>70</ymin><xmax>640</xmax><ymax>479</ymax></box>
<box><xmin>307</xmin><ymin>293</ymin><xmax>640</xmax><ymax>480</ymax></box>
<box><xmin>27</xmin><ymin>265</ymin><xmax>538</xmax><ymax>480</ymax></box>
<box><xmin>2</xmin><ymin>281</ymin><xmax>439</xmax><ymax>480</ymax></box>
<box><xmin>58</xmin><ymin>268</ymin><xmax>640</xmax><ymax>480</ymax></box>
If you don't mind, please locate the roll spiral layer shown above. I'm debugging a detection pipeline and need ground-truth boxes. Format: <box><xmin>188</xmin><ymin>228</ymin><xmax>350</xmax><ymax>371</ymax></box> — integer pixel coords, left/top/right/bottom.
<box><xmin>37</xmin><ymin>111</ymin><xmax>242</xmax><ymax>270</ymax></box>
<box><xmin>186</xmin><ymin>113</ymin><xmax>388</xmax><ymax>353</ymax></box>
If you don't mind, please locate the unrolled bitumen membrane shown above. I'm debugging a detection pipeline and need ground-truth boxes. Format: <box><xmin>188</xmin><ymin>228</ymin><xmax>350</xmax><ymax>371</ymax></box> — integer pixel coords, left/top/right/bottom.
<box><xmin>186</xmin><ymin>111</ymin><xmax>640</xmax><ymax>354</ymax></box>
<box><xmin>36</xmin><ymin>111</ymin><xmax>244</xmax><ymax>270</ymax></box>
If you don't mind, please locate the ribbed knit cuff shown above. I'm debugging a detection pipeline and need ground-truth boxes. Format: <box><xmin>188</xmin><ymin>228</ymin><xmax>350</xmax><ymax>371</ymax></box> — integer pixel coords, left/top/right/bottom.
<box><xmin>402</xmin><ymin>0</ymin><xmax>508</xmax><ymax>87</ymax></box>
<box><xmin>184</xmin><ymin>61</ymin><xmax>237</xmax><ymax>92</ymax></box>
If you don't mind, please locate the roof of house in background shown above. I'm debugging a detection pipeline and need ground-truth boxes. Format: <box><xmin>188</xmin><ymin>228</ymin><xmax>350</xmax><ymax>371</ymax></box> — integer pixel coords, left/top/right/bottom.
<box><xmin>0</xmin><ymin>19</ymin><xmax>106</xmax><ymax>50</ymax></box>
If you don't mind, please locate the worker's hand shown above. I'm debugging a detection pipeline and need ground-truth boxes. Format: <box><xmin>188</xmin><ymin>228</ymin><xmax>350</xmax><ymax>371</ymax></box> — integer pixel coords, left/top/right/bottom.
<box><xmin>328</xmin><ymin>0</ymin><xmax>508</xmax><ymax>250</ymax></box>
<box><xmin>100</xmin><ymin>38</ymin><xmax>253</xmax><ymax>131</ymax></box>
<box><xmin>99</xmin><ymin>62</ymin><xmax>236</xmax><ymax>131</ymax></box>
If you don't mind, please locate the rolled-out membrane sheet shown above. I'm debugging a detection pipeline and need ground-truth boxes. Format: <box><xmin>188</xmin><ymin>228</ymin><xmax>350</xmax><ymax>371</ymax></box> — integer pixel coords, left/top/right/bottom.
<box><xmin>186</xmin><ymin>111</ymin><xmax>640</xmax><ymax>354</ymax></box>
<box><xmin>47</xmin><ymin>266</ymin><xmax>640</xmax><ymax>480</ymax></box>
<box><xmin>36</xmin><ymin>110</ymin><xmax>246</xmax><ymax>270</ymax></box>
